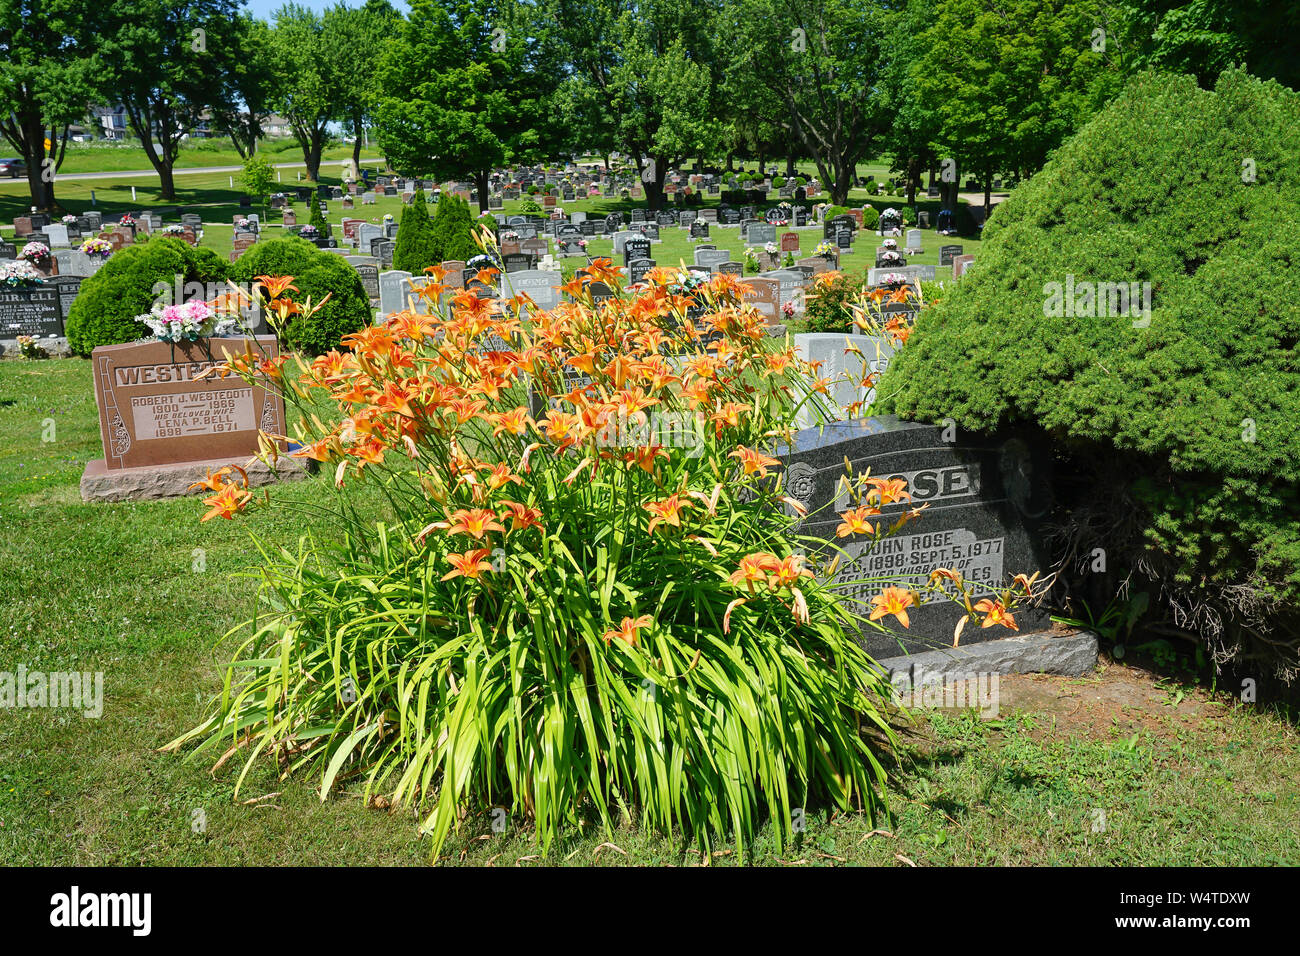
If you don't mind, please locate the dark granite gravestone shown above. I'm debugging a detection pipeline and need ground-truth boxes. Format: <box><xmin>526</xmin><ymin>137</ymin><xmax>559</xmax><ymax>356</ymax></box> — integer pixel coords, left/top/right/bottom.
<box><xmin>0</xmin><ymin>241</ymin><xmax>16</xmax><ymax>259</ymax></box>
<box><xmin>628</xmin><ymin>258</ymin><xmax>655</xmax><ymax>284</ymax></box>
<box><xmin>356</xmin><ymin>264</ymin><xmax>380</xmax><ymax>302</ymax></box>
<box><xmin>835</xmin><ymin>223</ymin><xmax>853</xmax><ymax>250</ymax></box>
<box><xmin>587</xmin><ymin>281</ymin><xmax>615</xmax><ymax>305</ymax></box>
<box><xmin>939</xmin><ymin>244</ymin><xmax>965</xmax><ymax>266</ymax></box>
<box><xmin>794</xmin><ymin>207</ymin><xmax>809</xmax><ymax>227</ymax></box>
<box><xmin>503</xmin><ymin>253</ymin><xmax>534</xmax><ymax>273</ymax></box>
<box><xmin>690</xmin><ymin>220</ymin><xmax>710</xmax><ymax>239</ymax></box>
<box><xmin>46</xmin><ymin>275</ymin><xmax>84</xmax><ymax>323</ymax></box>
<box><xmin>623</xmin><ymin>237</ymin><xmax>651</xmax><ymax>266</ymax></box>
<box><xmin>720</xmin><ymin>207</ymin><xmax>740</xmax><ymax>225</ymax></box>
<box><xmin>579</xmin><ymin>220</ymin><xmax>596</xmax><ymax>236</ymax></box>
<box><xmin>875</xmin><ymin>254</ymin><xmax>908</xmax><ymax>268</ymax></box>
<box><xmin>0</xmin><ymin>287</ymin><xmax>63</xmax><ymax>337</ymax></box>
<box><xmin>777</xmin><ymin>416</ymin><xmax>1053</xmax><ymax>658</ymax></box>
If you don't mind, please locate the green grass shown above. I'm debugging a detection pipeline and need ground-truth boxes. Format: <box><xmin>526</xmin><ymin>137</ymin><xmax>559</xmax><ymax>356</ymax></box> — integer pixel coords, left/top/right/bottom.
<box><xmin>40</xmin><ymin>139</ymin><xmax>383</xmax><ymax>175</ymax></box>
<box><xmin>1</xmin><ymin>158</ymin><xmax>984</xmax><ymax>277</ymax></box>
<box><xmin>0</xmin><ymin>358</ymin><xmax>1297</xmax><ymax>864</ymax></box>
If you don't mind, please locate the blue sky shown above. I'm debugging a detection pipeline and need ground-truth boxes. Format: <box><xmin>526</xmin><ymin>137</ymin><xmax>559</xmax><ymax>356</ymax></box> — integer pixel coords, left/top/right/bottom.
<box><xmin>243</xmin><ymin>0</ymin><xmax>409</xmax><ymax>19</ymax></box>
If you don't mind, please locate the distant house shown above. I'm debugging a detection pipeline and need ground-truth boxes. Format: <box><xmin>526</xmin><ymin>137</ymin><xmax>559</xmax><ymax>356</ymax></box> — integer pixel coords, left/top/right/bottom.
<box><xmin>94</xmin><ymin>106</ymin><xmax>128</xmax><ymax>140</ymax></box>
<box><xmin>261</xmin><ymin>114</ymin><xmax>293</xmax><ymax>138</ymax></box>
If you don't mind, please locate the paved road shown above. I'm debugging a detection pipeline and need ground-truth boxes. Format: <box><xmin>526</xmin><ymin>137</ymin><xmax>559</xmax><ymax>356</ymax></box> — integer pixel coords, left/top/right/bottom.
<box><xmin>52</xmin><ymin>158</ymin><xmax>384</xmax><ymax>182</ymax></box>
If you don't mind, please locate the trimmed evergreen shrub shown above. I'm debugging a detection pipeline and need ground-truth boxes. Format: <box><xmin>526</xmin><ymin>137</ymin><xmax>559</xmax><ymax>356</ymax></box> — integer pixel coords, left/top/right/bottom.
<box><xmin>878</xmin><ymin>69</ymin><xmax>1300</xmax><ymax>680</ymax></box>
<box><xmin>861</xmin><ymin>206</ymin><xmax>880</xmax><ymax>230</ymax></box>
<box><xmin>392</xmin><ymin>189</ymin><xmax>438</xmax><ymax>274</ymax></box>
<box><xmin>228</xmin><ymin>237</ymin><xmax>370</xmax><ymax>357</ymax></box>
<box><xmin>309</xmin><ymin>201</ymin><xmax>329</xmax><ymax>234</ymax></box>
<box><xmin>65</xmin><ymin>237</ymin><xmax>229</xmax><ymax>355</ymax></box>
<box><xmin>429</xmin><ymin>193</ymin><xmax>480</xmax><ymax>263</ymax></box>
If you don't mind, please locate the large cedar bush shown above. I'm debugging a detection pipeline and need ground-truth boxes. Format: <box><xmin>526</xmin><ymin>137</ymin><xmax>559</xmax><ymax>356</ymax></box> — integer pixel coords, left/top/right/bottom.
<box><xmin>877</xmin><ymin>69</ymin><xmax>1300</xmax><ymax>679</ymax></box>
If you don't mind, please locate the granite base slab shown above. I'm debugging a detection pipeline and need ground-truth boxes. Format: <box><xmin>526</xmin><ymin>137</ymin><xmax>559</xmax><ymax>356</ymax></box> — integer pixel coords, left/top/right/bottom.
<box><xmin>875</xmin><ymin>630</ymin><xmax>1099</xmax><ymax>684</ymax></box>
<box><xmin>81</xmin><ymin>454</ymin><xmax>311</xmax><ymax>503</ymax></box>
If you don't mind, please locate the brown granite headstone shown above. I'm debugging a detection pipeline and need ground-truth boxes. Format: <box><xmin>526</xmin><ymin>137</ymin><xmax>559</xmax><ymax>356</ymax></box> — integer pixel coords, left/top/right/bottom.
<box><xmin>744</xmin><ymin>276</ymin><xmax>780</xmax><ymax>322</ymax></box>
<box><xmin>441</xmin><ymin>260</ymin><xmax>467</xmax><ymax>289</ymax></box>
<box><xmin>81</xmin><ymin>336</ymin><xmax>305</xmax><ymax>501</ymax></box>
<box><xmin>780</xmin><ymin>231</ymin><xmax>800</xmax><ymax>253</ymax></box>
<box><xmin>953</xmin><ymin>254</ymin><xmax>975</xmax><ymax>278</ymax></box>
<box><xmin>89</xmin><ymin>336</ymin><xmax>285</xmax><ymax>471</ymax></box>
<box><xmin>796</xmin><ymin>256</ymin><xmax>831</xmax><ymax>275</ymax></box>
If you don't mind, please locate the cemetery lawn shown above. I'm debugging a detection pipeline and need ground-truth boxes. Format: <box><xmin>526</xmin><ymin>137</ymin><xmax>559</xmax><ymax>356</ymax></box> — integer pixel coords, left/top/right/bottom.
<box><xmin>0</xmin><ymin>159</ymin><xmax>986</xmax><ymax>284</ymax></box>
<box><xmin>40</xmin><ymin>142</ymin><xmax>386</xmax><ymax>177</ymax></box>
<box><xmin>3</xmin><ymin>359</ymin><xmax>1296</xmax><ymax>866</ymax></box>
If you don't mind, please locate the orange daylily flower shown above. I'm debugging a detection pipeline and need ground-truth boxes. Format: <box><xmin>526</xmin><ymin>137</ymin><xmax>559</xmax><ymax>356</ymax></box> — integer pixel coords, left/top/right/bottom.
<box><xmin>836</xmin><ymin>505</ymin><xmax>879</xmax><ymax>538</ymax></box>
<box><xmin>441</xmin><ymin>548</ymin><xmax>494</xmax><ymax>581</ymax></box>
<box><xmin>770</xmin><ymin>555</ymin><xmax>813</xmax><ymax>589</ymax></box>
<box><xmin>729</xmin><ymin>445</ymin><xmax>779</xmax><ymax>478</ymax></box>
<box><xmin>602</xmin><ymin>614</ymin><xmax>652</xmax><ymax>647</ymax></box>
<box><xmin>870</xmin><ymin>587</ymin><xmax>917</xmax><ymax>628</ymax></box>
<box><xmin>255</xmin><ymin>275</ymin><xmax>298</xmax><ymax>300</ymax></box>
<box><xmin>729</xmin><ymin>552</ymin><xmax>780</xmax><ymax>589</ymax></box>
<box><xmin>445</xmin><ymin>508</ymin><xmax>505</xmax><ymax>540</ymax></box>
<box><xmin>644</xmin><ymin>494</ymin><xmax>688</xmax><ymax>535</ymax></box>
<box><xmin>200</xmin><ymin>482</ymin><xmax>252</xmax><ymax>521</ymax></box>
<box><xmin>974</xmin><ymin>598</ymin><xmax>1017</xmax><ymax>630</ymax></box>
<box><xmin>498</xmin><ymin>500</ymin><xmax>543</xmax><ymax>532</ymax></box>
<box><xmin>865</xmin><ymin>476</ymin><xmax>910</xmax><ymax>506</ymax></box>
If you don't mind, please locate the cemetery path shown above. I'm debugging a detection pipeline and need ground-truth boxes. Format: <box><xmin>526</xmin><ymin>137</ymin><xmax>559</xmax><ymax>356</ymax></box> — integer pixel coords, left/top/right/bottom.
<box><xmin>54</xmin><ymin>159</ymin><xmax>375</xmax><ymax>182</ymax></box>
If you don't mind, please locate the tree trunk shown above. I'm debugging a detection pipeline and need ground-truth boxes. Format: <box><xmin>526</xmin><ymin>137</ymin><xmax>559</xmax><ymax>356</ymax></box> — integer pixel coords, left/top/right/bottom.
<box><xmin>13</xmin><ymin>114</ymin><xmax>56</xmax><ymax>210</ymax></box>
<box><xmin>905</xmin><ymin>155</ymin><xmax>920</xmax><ymax>206</ymax></box>
<box><xmin>785</xmin><ymin>149</ymin><xmax>796</xmax><ymax>177</ymax></box>
<box><xmin>299</xmin><ymin>126</ymin><xmax>324</xmax><ymax>182</ymax></box>
<box><xmin>158</xmin><ymin>162</ymin><xmax>176</xmax><ymax>203</ymax></box>
<box><xmin>475</xmin><ymin>169</ymin><xmax>490</xmax><ymax>214</ymax></box>
<box><xmin>983</xmin><ymin>174</ymin><xmax>992</xmax><ymax>211</ymax></box>
<box><xmin>351</xmin><ymin>113</ymin><xmax>364</xmax><ymax>172</ymax></box>
<box><xmin>830</xmin><ymin>160</ymin><xmax>854</xmax><ymax>206</ymax></box>
<box><xmin>726</xmin><ymin>151</ymin><xmax>735</xmax><ymax>172</ymax></box>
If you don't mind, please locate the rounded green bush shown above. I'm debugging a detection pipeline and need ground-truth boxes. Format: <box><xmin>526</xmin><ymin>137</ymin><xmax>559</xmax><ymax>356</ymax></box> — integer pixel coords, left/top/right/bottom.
<box><xmin>228</xmin><ymin>237</ymin><xmax>371</xmax><ymax>356</ymax></box>
<box><xmin>65</xmin><ymin>237</ymin><xmax>229</xmax><ymax>355</ymax></box>
<box><xmin>861</xmin><ymin>206</ymin><xmax>880</xmax><ymax>230</ymax></box>
<box><xmin>878</xmin><ymin>68</ymin><xmax>1300</xmax><ymax>677</ymax></box>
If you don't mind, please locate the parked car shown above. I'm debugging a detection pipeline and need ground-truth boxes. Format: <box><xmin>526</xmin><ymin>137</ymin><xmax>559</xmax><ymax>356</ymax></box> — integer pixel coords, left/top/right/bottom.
<box><xmin>0</xmin><ymin>158</ymin><xmax>26</xmax><ymax>178</ymax></box>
